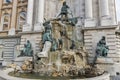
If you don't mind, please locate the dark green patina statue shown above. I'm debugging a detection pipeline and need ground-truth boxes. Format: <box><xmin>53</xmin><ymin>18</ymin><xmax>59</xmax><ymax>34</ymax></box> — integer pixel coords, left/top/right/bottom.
<box><xmin>18</xmin><ymin>40</ymin><xmax>33</xmax><ymax>57</ymax></box>
<box><xmin>26</xmin><ymin>40</ymin><xmax>33</xmax><ymax>56</ymax></box>
<box><xmin>42</xmin><ymin>21</ymin><xmax>52</xmax><ymax>44</ymax></box>
<box><xmin>96</xmin><ymin>36</ymin><xmax>109</xmax><ymax>57</ymax></box>
<box><xmin>92</xmin><ymin>36</ymin><xmax>109</xmax><ymax>66</ymax></box>
<box><xmin>43</xmin><ymin>21</ymin><xmax>52</xmax><ymax>34</ymax></box>
<box><xmin>57</xmin><ymin>1</ymin><xmax>70</xmax><ymax>18</ymax></box>
<box><xmin>42</xmin><ymin>30</ymin><xmax>52</xmax><ymax>44</ymax></box>
<box><xmin>69</xmin><ymin>17</ymin><xmax>78</xmax><ymax>26</ymax></box>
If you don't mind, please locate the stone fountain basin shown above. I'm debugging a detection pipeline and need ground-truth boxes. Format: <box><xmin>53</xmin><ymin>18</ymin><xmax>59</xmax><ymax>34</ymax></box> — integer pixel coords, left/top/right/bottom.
<box><xmin>0</xmin><ymin>68</ymin><xmax>110</xmax><ymax>80</ymax></box>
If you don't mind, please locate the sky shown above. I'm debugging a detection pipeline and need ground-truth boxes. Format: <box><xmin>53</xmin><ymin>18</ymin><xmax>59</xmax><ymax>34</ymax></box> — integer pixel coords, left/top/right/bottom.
<box><xmin>116</xmin><ymin>0</ymin><xmax>120</xmax><ymax>21</ymax></box>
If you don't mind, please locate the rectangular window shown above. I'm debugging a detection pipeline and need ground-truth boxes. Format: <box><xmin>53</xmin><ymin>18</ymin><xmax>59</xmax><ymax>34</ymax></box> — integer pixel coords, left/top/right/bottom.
<box><xmin>2</xmin><ymin>14</ymin><xmax>10</xmax><ymax>31</ymax></box>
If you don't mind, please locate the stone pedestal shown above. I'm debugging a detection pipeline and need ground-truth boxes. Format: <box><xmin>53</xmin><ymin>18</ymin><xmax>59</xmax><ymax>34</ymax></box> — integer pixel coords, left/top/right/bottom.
<box><xmin>112</xmin><ymin>62</ymin><xmax>120</xmax><ymax>76</ymax></box>
<box><xmin>14</xmin><ymin>57</ymin><xmax>33</xmax><ymax>66</ymax></box>
<box><xmin>96</xmin><ymin>57</ymin><xmax>116</xmax><ymax>76</ymax></box>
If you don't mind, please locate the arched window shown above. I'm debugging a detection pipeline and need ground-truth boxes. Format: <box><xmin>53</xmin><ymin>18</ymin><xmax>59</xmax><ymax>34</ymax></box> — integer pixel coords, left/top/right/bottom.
<box><xmin>1</xmin><ymin>14</ymin><xmax>10</xmax><ymax>31</ymax></box>
<box><xmin>4</xmin><ymin>0</ymin><xmax>12</xmax><ymax>3</ymax></box>
<box><xmin>17</xmin><ymin>11</ymin><xmax>27</xmax><ymax>30</ymax></box>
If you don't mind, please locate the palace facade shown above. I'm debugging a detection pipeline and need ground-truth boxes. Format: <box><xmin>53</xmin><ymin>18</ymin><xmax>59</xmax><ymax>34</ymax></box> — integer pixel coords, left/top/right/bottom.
<box><xmin>0</xmin><ymin>0</ymin><xmax>119</xmax><ymax>67</ymax></box>
<box><xmin>0</xmin><ymin>0</ymin><xmax>27</xmax><ymax>62</ymax></box>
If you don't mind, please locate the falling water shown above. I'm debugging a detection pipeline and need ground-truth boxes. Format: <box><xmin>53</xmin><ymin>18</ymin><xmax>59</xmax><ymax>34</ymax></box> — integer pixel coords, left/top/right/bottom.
<box><xmin>56</xmin><ymin>52</ymin><xmax>61</xmax><ymax>71</ymax></box>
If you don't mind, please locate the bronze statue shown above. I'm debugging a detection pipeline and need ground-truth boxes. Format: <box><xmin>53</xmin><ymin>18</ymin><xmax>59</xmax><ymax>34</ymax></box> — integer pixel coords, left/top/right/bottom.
<box><xmin>42</xmin><ymin>21</ymin><xmax>52</xmax><ymax>44</ymax></box>
<box><xmin>43</xmin><ymin>21</ymin><xmax>52</xmax><ymax>34</ymax></box>
<box><xmin>18</xmin><ymin>40</ymin><xmax>33</xmax><ymax>57</ymax></box>
<box><xmin>57</xmin><ymin>1</ymin><xmax>70</xmax><ymax>19</ymax></box>
<box><xmin>69</xmin><ymin>17</ymin><xmax>78</xmax><ymax>26</ymax></box>
<box><xmin>96</xmin><ymin>36</ymin><xmax>109</xmax><ymax>57</ymax></box>
<box><xmin>92</xmin><ymin>36</ymin><xmax>109</xmax><ymax>66</ymax></box>
<box><xmin>37</xmin><ymin>21</ymin><xmax>53</xmax><ymax>57</ymax></box>
<box><xmin>26</xmin><ymin>40</ymin><xmax>33</xmax><ymax>56</ymax></box>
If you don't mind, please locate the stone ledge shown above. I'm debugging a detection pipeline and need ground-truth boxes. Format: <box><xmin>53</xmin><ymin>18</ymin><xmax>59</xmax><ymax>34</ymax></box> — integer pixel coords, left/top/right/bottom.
<box><xmin>19</xmin><ymin>31</ymin><xmax>42</xmax><ymax>35</ymax></box>
<box><xmin>88</xmin><ymin>56</ymin><xmax>120</xmax><ymax>58</ymax></box>
<box><xmin>0</xmin><ymin>35</ymin><xmax>21</xmax><ymax>39</ymax></box>
<box><xmin>14</xmin><ymin>57</ymin><xmax>33</xmax><ymax>66</ymax></box>
<box><xmin>96</xmin><ymin>58</ymin><xmax>114</xmax><ymax>64</ymax></box>
<box><xmin>83</xmin><ymin>26</ymin><xmax>117</xmax><ymax>30</ymax></box>
<box><xmin>14</xmin><ymin>57</ymin><xmax>33</xmax><ymax>62</ymax></box>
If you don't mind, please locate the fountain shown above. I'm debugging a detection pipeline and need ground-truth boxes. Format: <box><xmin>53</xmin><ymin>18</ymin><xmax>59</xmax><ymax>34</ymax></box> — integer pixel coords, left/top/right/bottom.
<box><xmin>6</xmin><ymin>1</ymin><xmax>110</xmax><ymax>80</ymax></box>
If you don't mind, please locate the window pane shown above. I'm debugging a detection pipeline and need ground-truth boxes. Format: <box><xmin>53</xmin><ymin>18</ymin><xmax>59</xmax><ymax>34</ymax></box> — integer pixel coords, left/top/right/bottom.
<box><xmin>20</xmin><ymin>12</ymin><xmax>26</xmax><ymax>21</ymax></box>
<box><xmin>2</xmin><ymin>14</ymin><xmax>10</xmax><ymax>30</ymax></box>
<box><xmin>18</xmin><ymin>12</ymin><xmax>27</xmax><ymax>29</ymax></box>
<box><xmin>4</xmin><ymin>0</ymin><xmax>12</xmax><ymax>3</ymax></box>
<box><xmin>3</xmin><ymin>24</ymin><xmax>8</xmax><ymax>30</ymax></box>
<box><xmin>4</xmin><ymin>16</ymin><xmax>9</xmax><ymax>22</ymax></box>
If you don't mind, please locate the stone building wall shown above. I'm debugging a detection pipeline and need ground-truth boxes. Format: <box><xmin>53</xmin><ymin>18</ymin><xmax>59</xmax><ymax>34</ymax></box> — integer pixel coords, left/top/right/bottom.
<box><xmin>0</xmin><ymin>0</ymin><xmax>28</xmax><ymax>61</ymax></box>
<box><xmin>84</xmin><ymin>27</ymin><xmax>120</xmax><ymax>62</ymax></box>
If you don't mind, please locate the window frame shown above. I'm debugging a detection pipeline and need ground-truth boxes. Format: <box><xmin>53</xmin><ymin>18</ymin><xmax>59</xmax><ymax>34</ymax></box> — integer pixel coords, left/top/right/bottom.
<box><xmin>1</xmin><ymin>14</ymin><xmax>11</xmax><ymax>31</ymax></box>
<box><xmin>17</xmin><ymin>11</ymin><xmax>27</xmax><ymax>30</ymax></box>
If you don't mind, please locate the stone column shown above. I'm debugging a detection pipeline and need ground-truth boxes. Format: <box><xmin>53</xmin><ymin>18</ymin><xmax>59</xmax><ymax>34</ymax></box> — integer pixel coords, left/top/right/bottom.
<box><xmin>8</xmin><ymin>0</ymin><xmax>17</xmax><ymax>35</ymax></box>
<box><xmin>0</xmin><ymin>0</ymin><xmax>3</xmax><ymax>22</ymax></box>
<box><xmin>34</xmin><ymin>0</ymin><xmax>45</xmax><ymax>31</ymax></box>
<box><xmin>99</xmin><ymin>0</ymin><xmax>109</xmax><ymax>17</ymax></box>
<box><xmin>0</xmin><ymin>0</ymin><xmax>3</xmax><ymax>31</ymax></box>
<box><xmin>85</xmin><ymin>0</ymin><xmax>93</xmax><ymax>19</ymax></box>
<box><xmin>23</xmin><ymin>0</ymin><xmax>34</xmax><ymax>32</ymax></box>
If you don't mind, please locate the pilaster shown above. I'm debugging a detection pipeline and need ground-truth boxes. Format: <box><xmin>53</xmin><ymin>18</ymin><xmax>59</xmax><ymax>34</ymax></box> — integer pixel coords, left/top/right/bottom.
<box><xmin>34</xmin><ymin>0</ymin><xmax>45</xmax><ymax>32</ymax></box>
<box><xmin>22</xmin><ymin>0</ymin><xmax>34</xmax><ymax>32</ymax></box>
<box><xmin>8</xmin><ymin>0</ymin><xmax>18</xmax><ymax>35</ymax></box>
